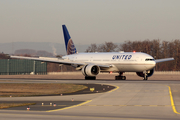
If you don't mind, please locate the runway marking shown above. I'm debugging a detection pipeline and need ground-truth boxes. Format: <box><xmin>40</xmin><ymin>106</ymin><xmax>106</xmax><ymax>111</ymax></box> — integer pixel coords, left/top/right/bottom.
<box><xmin>46</xmin><ymin>100</ymin><xmax>92</xmax><ymax>112</ymax></box>
<box><xmin>80</xmin><ymin>105</ymin><xmax>171</xmax><ymax>107</ymax></box>
<box><xmin>134</xmin><ymin>105</ymin><xmax>142</xmax><ymax>106</ymax></box>
<box><xmin>117</xmin><ymin>90</ymin><xmax>168</xmax><ymax>92</ymax></box>
<box><xmin>46</xmin><ymin>84</ymin><xmax>118</xmax><ymax>112</ymax></box>
<box><xmin>119</xmin><ymin>105</ymin><xmax>126</xmax><ymax>106</ymax></box>
<box><xmin>149</xmin><ymin>105</ymin><xmax>157</xmax><ymax>107</ymax></box>
<box><xmin>168</xmin><ymin>86</ymin><xmax>180</xmax><ymax>114</ymax></box>
<box><xmin>104</xmin><ymin>105</ymin><xmax>112</xmax><ymax>106</ymax></box>
<box><xmin>88</xmin><ymin>105</ymin><xmax>96</xmax><ymax>106</ymax></box>
<box><xmin>107</xmin><ymin>85</ymin><xmax>119</xmax><ymax>93</ymax></box>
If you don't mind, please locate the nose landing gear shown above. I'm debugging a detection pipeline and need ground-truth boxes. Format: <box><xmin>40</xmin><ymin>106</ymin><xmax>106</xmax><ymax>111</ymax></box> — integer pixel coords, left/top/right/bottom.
<box><xmin>143</xmin><ymin>71</ymin><xmax>148</xmax><ymax>80</ymax></box>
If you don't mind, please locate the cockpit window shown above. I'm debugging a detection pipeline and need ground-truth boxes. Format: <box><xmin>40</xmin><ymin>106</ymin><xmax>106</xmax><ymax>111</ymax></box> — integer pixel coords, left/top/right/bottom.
<box><xmin>145</xmin><ymin>58</ymin><xmax>155</xmax><ymax>61</ymax></box>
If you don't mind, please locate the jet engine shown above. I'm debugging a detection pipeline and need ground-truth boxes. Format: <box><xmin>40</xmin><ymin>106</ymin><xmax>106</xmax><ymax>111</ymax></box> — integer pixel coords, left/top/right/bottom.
<box><xmin>136</xmin><ymin>69</ymin><xmax>154</xmax><ymax>77</ymax></box>
<box><xmin>82</xmin><ymin>64</ymin><xmax>100</xmax><ymax>77</ymax></box>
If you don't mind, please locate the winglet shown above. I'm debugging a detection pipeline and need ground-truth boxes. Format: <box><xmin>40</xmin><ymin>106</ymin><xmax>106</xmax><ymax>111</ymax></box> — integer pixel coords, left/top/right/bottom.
<box><xmin>62</xmin><ymin>25</ymin><xmax>77</xmax><ymax>55</ymax></box>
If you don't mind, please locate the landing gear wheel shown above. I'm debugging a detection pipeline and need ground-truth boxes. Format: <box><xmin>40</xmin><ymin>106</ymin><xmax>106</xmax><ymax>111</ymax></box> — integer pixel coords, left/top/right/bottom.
<box><xmin>85</xmin><ymin>76</ymin><xmax>96</xmax><ymax>80</ymax></box>
<box><xmin>122</xmin><ymin>76</ymin><xmax>126</xmax><ymax>80</ymax></box>
<box><xmin>115</xmin><ymin>76</ymin><xmax>126</xmax><ymax>80</ymax></box>
<box><xmin>115</xmin><ymin>72</ymin><xmax>126</xmax><ymax>80</ymax></box>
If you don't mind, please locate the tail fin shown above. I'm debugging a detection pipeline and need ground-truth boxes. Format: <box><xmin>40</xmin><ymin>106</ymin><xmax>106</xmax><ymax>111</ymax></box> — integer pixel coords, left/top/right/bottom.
<box><xmin>62</xmin><ymin>25</ymin><xmax>77</xmax><ymax>55</ymax></box>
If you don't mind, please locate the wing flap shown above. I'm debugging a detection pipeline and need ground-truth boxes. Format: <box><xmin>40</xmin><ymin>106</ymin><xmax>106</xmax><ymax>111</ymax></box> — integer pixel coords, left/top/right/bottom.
<box><xmin>98</xmin><ymin>64</ymin><xmax>113</xmax><ymax>68</ymax></box>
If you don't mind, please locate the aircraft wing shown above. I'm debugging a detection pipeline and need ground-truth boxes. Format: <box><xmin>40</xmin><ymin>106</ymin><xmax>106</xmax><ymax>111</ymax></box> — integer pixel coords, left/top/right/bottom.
<box><xmin>155</xmin><ymin>58</ymin><xmax>174</xmax><ymax>63</ymax></box>
<box><xmin>85</xmin><ymin>62</ymin><xmax>112</xmax><ymax>68</ymax></box>
<box><xmin>10</xmin><ymin>56</ymin><xmax>112</xmax><ymax>68</ymax></box>
<box><xmin>10</xmin><ymin>56</ymin><xmax>85</xmax><ymax>66</ymax></box>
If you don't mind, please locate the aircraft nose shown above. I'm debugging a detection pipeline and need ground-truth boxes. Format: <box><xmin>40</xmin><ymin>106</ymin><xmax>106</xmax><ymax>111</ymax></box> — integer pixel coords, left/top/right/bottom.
<box><xmin>153</xmin><ymin>61</ymin><xmax>156</xmax><ymax>67</ymax></box>
<box><xmin>149</xmin><ymin>60</ymin><xmax>156</xmax><ymax>69</ymax></box>
<box><xmin>145</xmin><ymin>60</ymin><xmax>156</xmax><ymax>70</ymax></box>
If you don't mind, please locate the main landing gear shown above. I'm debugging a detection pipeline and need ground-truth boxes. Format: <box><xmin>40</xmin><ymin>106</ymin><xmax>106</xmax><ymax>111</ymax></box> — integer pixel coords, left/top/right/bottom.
<box><xmin>85</xmin><ymin>76</ymin><xmax>96</xmax><ymax>80</ymax></box>
<box><xmin>115</xmin><ymin>72</ymin><xmax>126</xmax><ymax>80</ymax></box>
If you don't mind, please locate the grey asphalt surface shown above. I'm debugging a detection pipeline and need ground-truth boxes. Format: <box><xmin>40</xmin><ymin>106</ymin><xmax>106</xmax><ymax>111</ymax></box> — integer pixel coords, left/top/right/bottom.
<box><xmin>1</xmin><ymin>101</ymin><xmax>84</xmax><ymax>111</ymax></box>
<box><xmin>0</xmin><ymin>77</ymin><xmax>180</xmax><ymax>120</ymax></box>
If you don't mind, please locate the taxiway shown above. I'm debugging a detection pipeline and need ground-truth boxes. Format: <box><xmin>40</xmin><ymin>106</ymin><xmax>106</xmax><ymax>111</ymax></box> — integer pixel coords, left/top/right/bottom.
<box><xmin>0</xmin><ymin>75</ymin><xmax>180</xmax><ymax>120</ymax></box>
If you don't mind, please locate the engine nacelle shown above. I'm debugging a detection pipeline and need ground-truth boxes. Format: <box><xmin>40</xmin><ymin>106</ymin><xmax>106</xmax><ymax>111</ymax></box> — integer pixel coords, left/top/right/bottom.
<box><xmin>82</xmin><ymin>64</ymin><xmax>100</xmax><ymax>77</ymax></box>
<box><xmin>136</xmin><ymin>69</ymin><xmax>154</xmax><ymax>77</ymax></box>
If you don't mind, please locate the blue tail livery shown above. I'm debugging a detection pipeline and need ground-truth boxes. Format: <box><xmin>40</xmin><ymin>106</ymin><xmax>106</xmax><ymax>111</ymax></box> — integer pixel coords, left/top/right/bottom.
<box><xmin>62</xmin><ymin>25</ymin><xmax>77</xmax><ymax>55</ymax></box>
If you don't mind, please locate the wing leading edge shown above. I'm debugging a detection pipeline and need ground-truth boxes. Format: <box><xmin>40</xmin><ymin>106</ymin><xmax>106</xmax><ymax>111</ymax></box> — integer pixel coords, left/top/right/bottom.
<box><xmin>10</xmin><ymin>55</ymin><xmax>112</xmax><ymax>68</ymax></box>
<box><xmin>10</xmin><ymin>56</ymin><xmax>85</xmax><ymax>66</ymax></box>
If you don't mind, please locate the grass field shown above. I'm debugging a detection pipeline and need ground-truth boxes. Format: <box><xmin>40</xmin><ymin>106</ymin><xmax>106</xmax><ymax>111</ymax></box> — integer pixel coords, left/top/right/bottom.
<box><xmin>0</xmin><ymin>83</ymin><xmax>87</xmax><ymax>109</ymax></box>
<box><xmin>0</xmin><ymin>83</ymin><xmax>87</xmax><ymax>97</ymax></box>
<box><xmin>0</xmin><ymin>103</ymin><xmax>35</xmax><ymax>109</ymax></box>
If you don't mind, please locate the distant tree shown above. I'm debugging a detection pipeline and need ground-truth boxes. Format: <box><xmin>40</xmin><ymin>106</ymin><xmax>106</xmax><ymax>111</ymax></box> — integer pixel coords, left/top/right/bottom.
<box><xmin>0</xmin><ymin>53</ymin><xmax>10</xmax><ymax>59</ymax></box>
<box><xmin>98</xmin><ymin>42</ymin><xmax>118</xmax><ymax>52</ymax></box>
<box><xmin>86</xmin><ymin>44</ymin><xmax>98</xmax><ymax>52</ymax></box>
<box><xmin>86</xmin><ymin>42</ymin><xmax>118</xmax><ymax>52</ymax></box>
<box><xmin>171</xmin><ymin>39</ymin><xmax>180</xmax><ymax>70</ymax></box>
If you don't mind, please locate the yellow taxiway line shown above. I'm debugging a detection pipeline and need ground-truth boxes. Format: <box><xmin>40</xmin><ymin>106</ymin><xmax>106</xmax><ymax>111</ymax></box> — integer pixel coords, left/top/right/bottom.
<box><xmin>168</xmin><ymin>86</ymin><xmax>180</xmax><ymax>114</ymax></box>
<box><xmin>46</xmin><ymin>100</ymin><xmax>92</xmax><ymax>112</ymax></box>
<box><xmin>47</xmin><ymin>84</ymin><xmax>119</xmax><ymax>112</ymax></box>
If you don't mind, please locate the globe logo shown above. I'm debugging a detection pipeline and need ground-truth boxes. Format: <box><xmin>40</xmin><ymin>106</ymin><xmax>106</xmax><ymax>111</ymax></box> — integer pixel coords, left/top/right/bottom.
<box><xmin>67</xmin><ymin>39</ymin><xmax>77</xmax><ymax>55</ymax></box>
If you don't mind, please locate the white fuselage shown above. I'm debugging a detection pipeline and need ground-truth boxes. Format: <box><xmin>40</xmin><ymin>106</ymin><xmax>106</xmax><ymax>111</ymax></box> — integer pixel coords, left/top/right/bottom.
<box><xmin>62</xmin><ymin>52</ymin><xmax>156</xmax><ymax>72</ymax></box>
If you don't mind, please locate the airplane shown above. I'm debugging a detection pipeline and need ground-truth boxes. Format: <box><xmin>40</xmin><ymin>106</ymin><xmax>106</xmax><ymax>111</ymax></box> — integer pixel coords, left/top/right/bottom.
<box><xmin>11</xmin><ymin>25</ymin><xmax>174</xmax><ymax>80</ymax></box>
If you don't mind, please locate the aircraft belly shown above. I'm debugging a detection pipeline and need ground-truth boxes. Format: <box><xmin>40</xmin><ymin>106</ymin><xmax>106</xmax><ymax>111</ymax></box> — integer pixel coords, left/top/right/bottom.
<box><xmin>115</xmin><ymin>64</ymin><xmax>150</xmax><ymax>72</ymax></box>
<box><xmin>100</xmin><ymin>66</ymin><xmax>119</xmax><ymax>72</ymax></box>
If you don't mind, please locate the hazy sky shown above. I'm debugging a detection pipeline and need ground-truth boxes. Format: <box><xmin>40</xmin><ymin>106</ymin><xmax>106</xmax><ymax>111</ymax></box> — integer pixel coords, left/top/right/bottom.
<box><xmin>0</xmin><ymin>0</ymin><xmax>180</xmax><ymax>45</ymax></box>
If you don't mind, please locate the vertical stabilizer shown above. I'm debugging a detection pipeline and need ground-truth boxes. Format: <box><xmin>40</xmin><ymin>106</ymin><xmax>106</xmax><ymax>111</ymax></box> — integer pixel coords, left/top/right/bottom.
<box><xmin>62</xmin><ymin>25</ymin><xmax>77</xmax><ymax>55</ymax></box>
